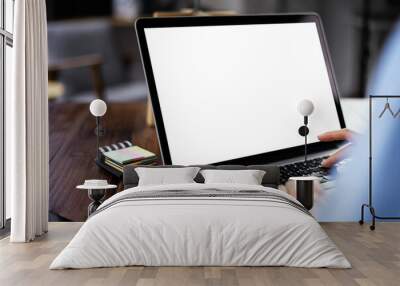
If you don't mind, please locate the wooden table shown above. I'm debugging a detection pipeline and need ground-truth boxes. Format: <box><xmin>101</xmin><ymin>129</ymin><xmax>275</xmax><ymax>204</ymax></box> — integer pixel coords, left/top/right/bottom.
<box><xmin>49</xmin><ymin>101</ymin><xmax>160</xmax><ymax>222</ymax></box>
<box><xmin>49</xmin><ymin>99</ymin><xmax>364</xmax><ymax>222</ymax></box>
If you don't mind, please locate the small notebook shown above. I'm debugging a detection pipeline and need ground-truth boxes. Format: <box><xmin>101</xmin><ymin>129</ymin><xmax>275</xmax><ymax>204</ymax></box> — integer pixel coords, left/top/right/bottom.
<box><xmin>99</xmin><ymin>140</ymin><xmax>132</xmax><ymax>154</ymax></box>
<box><xmin>104</xmin><ymin>146</ymin><xmax>156</xmax><ymax>165</ymax></box>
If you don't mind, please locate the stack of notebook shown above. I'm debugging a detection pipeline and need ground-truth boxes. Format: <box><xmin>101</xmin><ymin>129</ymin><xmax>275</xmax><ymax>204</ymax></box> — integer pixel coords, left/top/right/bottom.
<box><xmin>97</xmin><ymin>141</ymin><xmax>157</xmax><ymax>177</ymax></box>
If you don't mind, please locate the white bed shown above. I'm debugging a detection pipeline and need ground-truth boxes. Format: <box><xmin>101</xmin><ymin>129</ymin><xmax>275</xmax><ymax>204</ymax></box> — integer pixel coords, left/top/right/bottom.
<box><xmin>50</xmin><ymin>183</ymin><xmax>350</xmax><ymax>269</ymax></box>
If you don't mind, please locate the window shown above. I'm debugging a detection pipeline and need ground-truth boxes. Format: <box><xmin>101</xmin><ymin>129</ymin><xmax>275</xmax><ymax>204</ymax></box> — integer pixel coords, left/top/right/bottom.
<box><xmin>1</xmin><ymin>0</ymin><xmax>14</xmax><ymax>229</ymax></box>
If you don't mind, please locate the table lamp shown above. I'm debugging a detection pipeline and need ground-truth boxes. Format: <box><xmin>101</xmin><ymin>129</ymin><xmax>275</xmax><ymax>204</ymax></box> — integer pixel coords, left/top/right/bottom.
<box><xmin>297</xmin><ymin>99</ymin><xmax>314</xmax><ymax>162</ymax></box>
<box><xmin>89</xmin><ymin>99</ymin><xmax>107</xmax><ymax>162</ymax></box>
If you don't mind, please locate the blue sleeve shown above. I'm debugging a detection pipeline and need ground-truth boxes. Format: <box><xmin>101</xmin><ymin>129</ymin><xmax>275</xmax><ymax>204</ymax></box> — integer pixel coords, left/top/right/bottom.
<box><xmin>318</xmin><ymin>20</ymin><xmax>400</xmax><ymax>221</ymax></box>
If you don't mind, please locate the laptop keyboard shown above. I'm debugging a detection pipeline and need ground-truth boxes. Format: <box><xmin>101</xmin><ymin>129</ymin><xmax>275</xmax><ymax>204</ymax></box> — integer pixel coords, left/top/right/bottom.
<box><xmin>280</xmin><ymin>156</ymin><xmax>330</xmax><ymax>184</ymax></box>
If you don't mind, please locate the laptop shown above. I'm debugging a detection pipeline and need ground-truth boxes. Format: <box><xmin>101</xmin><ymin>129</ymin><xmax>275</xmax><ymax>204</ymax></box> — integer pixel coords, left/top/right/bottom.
<box><xmin>136</xmin><ymin>14</ymin><xmax>346</xmax><ymax>184</ymax></box>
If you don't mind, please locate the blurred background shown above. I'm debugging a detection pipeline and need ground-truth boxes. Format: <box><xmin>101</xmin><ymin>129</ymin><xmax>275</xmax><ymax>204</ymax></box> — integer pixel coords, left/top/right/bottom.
<box><xmin>46</xmin><ymin>0</ymin><xmax>400</xmax><ymax>102</ymax></box>
<box><xmin>43</xmin><ymin>0</ymin><xmax>400</xmax><ymax>222</ymax></box>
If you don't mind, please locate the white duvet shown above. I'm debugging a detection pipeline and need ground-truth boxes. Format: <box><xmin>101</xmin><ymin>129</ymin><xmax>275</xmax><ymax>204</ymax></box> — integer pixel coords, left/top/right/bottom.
<box><xmin>50</xmin><ymin>183</ymin><xmax>350</xmax><ymax>269</ymax></box>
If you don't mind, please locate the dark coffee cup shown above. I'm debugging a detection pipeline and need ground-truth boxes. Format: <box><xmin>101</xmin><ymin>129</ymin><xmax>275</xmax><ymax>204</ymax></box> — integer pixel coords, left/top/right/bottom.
<box><xmin>289</xmin><ymin>177</ymin><xmax>318</xmax><ymax>210</ymax></box>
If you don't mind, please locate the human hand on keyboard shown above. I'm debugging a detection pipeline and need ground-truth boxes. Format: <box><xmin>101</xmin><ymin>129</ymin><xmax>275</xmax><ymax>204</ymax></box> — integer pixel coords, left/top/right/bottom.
<box><xmin>318</xmin><ymin>128</ymin><xmax>354</xmax><ymax>168</ymax></box>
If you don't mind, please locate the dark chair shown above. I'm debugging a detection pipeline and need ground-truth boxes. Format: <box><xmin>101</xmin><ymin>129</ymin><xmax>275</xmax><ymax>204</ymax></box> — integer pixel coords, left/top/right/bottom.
<box><xmin>47</xmin><ymin>18</ymin><xmax>147</xmax><ymax>102</ymax></box>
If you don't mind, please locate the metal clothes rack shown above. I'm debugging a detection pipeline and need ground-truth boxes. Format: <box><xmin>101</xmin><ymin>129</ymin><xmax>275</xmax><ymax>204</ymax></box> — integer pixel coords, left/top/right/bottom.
<box><xmin>359</xmin><ymin>95</ymin><xmax>400</xmax><ymax>230</ymax></box>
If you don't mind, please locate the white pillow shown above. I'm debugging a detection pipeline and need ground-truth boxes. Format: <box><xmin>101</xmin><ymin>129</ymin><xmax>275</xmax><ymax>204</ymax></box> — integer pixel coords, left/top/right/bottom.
<box><xmin>200</xmin><ymin>169</ymin><xmax>266</xmax><ymax>185</ymax></box>
<box><xmin>136</xmin><ymin>167</ymin><xmax>201</xmax><ymax>186</ymax></box>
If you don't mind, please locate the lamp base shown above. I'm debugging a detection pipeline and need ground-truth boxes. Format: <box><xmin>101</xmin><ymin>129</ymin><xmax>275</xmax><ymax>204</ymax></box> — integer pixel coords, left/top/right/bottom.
<box><xmin>298</xmin><ymin>126</ymin><xmax>309</xmax><ymax>136</ymax></box>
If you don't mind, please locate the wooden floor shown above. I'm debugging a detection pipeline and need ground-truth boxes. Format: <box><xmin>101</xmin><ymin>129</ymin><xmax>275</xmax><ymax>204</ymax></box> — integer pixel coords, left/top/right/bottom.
<box><xmin>1</xmin><ymin>223</ymin><xmax>399</xmax><ymax>286</ymax></box>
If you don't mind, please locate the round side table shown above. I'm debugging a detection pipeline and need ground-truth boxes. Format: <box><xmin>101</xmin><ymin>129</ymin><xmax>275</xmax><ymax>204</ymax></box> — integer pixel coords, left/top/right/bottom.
<box><xmin>77</xmin><ymin>181</ymin><xmax>117</xmax><ymax>217</ymax></box>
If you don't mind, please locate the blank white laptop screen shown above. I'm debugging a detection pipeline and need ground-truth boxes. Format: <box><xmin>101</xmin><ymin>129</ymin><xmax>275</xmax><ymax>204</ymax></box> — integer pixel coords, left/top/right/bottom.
<box><xmin>144</xmin><ymin>23</ymin><xmax>342</xmax><ymax>165</ymax></box>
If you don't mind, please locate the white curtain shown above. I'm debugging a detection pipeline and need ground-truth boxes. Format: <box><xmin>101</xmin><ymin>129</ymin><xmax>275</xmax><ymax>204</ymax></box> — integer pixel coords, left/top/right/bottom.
<box><xmin>7</xmin><ymin>0</ymin><xmax>49</xmax><ymax>242</ymax></box>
